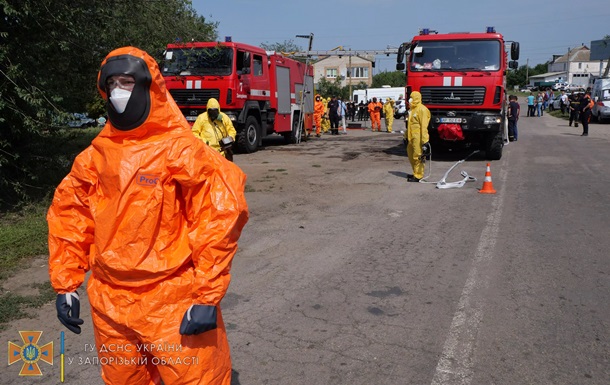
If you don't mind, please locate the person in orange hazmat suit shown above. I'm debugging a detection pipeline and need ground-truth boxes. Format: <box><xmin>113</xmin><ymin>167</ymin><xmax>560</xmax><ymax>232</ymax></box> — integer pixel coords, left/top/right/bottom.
<box><xmin>404</xmin><ymin>91</ymin><xmax>430</xmax><ymax>182</ymax></box>
<box><xmin>368</xmin><ymin>97</ymin><xmax>382</xmax><ymax>131</ymax></box>
<box><xmin>191</xmin><ymin>98</ymin><xmax>237</xmax><ymax>160</ymax></box>
<box><xmin>313</xmin><ymin>94</ymin><xmax>325</xmax><ymax>137</ymax></box>
<box><xmin>47</xmin><ymin>46</ymin><xmax>249</xmax><ymax>385</ymax></box>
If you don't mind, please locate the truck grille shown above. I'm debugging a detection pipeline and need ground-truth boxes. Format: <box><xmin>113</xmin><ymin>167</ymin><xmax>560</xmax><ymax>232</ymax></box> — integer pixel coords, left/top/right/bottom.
<box><xmin>168</xmin><ymin>89</ymin><xmax>220</xmax><ymax>106</ymax></box>
<box><xmin>420</xmin><ymin>87</ymin><xmax>486</xmax><ymax>106</ymax></box>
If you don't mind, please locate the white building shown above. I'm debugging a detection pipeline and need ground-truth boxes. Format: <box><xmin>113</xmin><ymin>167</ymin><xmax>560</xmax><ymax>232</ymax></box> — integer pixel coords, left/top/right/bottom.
<box><xmin>545</xmin><ymin>46</ymin><xmax>608</xmax><ymax>87</ymax></box>
<box><xmin>312</xmin><ymin>55</ymin><xmax>375</xmax><ymax>88</ymax></box>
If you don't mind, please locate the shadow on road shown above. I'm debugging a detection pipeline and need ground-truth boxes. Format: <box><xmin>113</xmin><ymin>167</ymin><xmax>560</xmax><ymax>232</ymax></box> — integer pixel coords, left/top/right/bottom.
<box><xmin>231</xmin><ymin>369</ymin><xmax>241</xmax><ymax>384</ymax></box>
<box><xmin>388</xmin><ymin>170</ymin><xmax>410</xmax><ymax>179</ymax></box>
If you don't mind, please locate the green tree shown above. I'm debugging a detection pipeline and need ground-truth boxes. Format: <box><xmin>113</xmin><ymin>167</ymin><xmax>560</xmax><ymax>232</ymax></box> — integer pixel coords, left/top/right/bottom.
<box><xmin>602</xmin><ymin>35</ymin><xmax>610</xmax><ymax>77</ymax></box>
<box><xmin>0</xmin><ymin>0</ymin><xmax>217</xmax><ymax>209</ymax></box>
<box><xmin>371</xmin><ymin>71</ymin><xmax>405</xmax><ymax>88</ymax></box>
<box><xmin>260</xmin><ymin>40</ymin><xmax>302</xmax><ymax>54</ymax></box>
<box><xmin>507</xmin><ymin>64</ymin><xmax>529</xmax><ymax>88</ymax></box>
<box><xmin>316</xmin><ymin>77</ymin><xmax>345</xmax><ymax>99</ymax></box>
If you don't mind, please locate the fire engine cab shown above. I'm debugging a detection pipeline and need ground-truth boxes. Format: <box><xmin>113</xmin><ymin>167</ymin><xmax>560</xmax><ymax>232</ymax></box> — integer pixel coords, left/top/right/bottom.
<box><xmin>162</xmin><ymin>40</ymin><xmax>314</xmax><ymax>153</ymax></box>
<box><xmin>397</xmin><ymin>27</ymin><xmax>519</xmax><ymax>159</ymax></box>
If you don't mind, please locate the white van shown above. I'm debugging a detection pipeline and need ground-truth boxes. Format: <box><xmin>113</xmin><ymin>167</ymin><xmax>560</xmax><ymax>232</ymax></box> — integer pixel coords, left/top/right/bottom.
<box><xmin>591</xmin><ymin>78</ymin><xmax>610</xmax><ymax>123</ymax></box>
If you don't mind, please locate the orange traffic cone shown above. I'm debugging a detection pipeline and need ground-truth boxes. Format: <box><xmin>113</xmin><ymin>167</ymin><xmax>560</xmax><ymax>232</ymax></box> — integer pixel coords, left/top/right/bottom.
<box><xmin>479</xmin><ymin>163</ymin><xmax>496</xmax><ymax>194</ymax></box>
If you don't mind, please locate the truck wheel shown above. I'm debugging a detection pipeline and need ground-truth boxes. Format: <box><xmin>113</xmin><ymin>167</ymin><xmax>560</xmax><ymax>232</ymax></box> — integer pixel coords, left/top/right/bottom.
<box><xmin>485</xmin><ymin>131</ymin><xmax>503</xmax><ymax>160</ymax></box>
<box><xmin>282</xmin><ymin>115</ymin><xmax>299</xmax><ymax>144</ymax></box>
<box><xmin>238</xmin><ymin>116</ymin><xmax>259</xmax><ymax>153</ymax></box>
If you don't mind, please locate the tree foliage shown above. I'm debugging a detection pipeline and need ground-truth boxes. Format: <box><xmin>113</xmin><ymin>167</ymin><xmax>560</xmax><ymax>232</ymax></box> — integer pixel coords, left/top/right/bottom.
<box><xmin>371</xmin><ymin>71</ymin><xmax>405</xmax><ymax>88</ymax></box>
<box><xmin>0</xmin><ymin>0</ymin><xmax>217</xmax><ymax>210</ymax></box>
<box><xmin>507</xmin><ymin>61</ymin><xmax>551</xmax><ymax>88</ymax></box>
<box><xmin>316</xmin><ymin>77</ymin><xmax>347</xmax><ymax>100</ymax></box>
<box><xmin>260</xmin><ymin>39</ymin><xmax>302</xmax><ymax>55</ymax></box>
<box><xmin>602</xmin><ymin>35</ymin><xmax>610</xmax><ymax>78</ymax></box>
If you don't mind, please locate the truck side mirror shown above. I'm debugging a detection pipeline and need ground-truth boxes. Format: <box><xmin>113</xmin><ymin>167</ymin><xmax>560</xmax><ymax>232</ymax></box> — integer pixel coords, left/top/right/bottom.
<box><xmin>396</xmin><ymin>63</ymin><xmax>405</xmax><ymax>71</ymax></box>
<box><xmin>509</xmin><ymin>61</ymin><xmax>519</xmax><ymax>69</ymax></box>
<box><xmin>511</xmin><ymin>42</ymin><xmax>520</xmax><ymax>61</ymax></box>
<box><xmin>397</xmin><ymin>44</ymin><xmax>405</xmax><ymax>64</ymax></box>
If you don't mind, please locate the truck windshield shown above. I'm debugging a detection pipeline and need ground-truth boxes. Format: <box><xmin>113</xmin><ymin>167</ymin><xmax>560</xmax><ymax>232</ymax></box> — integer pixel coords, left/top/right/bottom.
<box><xmin>162</xmin><ymin>47</ymin><xmax>234</xmax><ymax>76</ymax></box>
<box><xmin>409</xmin><ymin>40</ymin><xmax>501</xmax><ymax>72</ymax></box>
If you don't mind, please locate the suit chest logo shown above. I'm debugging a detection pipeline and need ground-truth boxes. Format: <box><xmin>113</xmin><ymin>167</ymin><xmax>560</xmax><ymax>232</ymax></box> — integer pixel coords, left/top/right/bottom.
<box><xmin>136</xmin><ymin>174</ymin><xmax>161</xmax><ymax>187</ymax></box>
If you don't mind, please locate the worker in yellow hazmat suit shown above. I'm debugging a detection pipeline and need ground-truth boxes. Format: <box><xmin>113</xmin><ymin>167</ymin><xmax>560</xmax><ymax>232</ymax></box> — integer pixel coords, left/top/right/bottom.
<box><xmin>47</xmin><ymin>46</ymin><xmax>249</xmax><ymax>385</ymax></box>
<box><xmin>404</xmin><ymin>91</ymin><xmax>430</xmax><ymax>182</ymax></box>
<box><xmin>321</xmin><ymin>97</ymin><xmax>330</xmax><ymax>133</ymax></box>
<box><xmin>192</xmin><ymin>98</ymin><xmax>237</xmax><ymax>160</ymax></box>
<box><xmin>383</xmin><ymin>98</ymin><xmax>395</xmax><ymax>133</ymax></box>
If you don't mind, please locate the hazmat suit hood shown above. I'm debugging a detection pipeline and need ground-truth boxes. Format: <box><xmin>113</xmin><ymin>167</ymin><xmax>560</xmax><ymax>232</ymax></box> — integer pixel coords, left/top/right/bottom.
<box><xmin>97</xmin><ymin>46</ymin><xmax>189</xmax><ymax>133</ymax></box>
<box><xmin>410</xmin><ymin>91</ymin><xmax>422</xmax><ymax>109</ymax></box>
<box><xmin>207</xmin><ymin>97</ymin><xmax>221</xmax><ymax>111</ymax></box>
<box><xmin>206</xmin><ymin>98</ymin><xmax>222</xmax><ymax>121</ymax></box>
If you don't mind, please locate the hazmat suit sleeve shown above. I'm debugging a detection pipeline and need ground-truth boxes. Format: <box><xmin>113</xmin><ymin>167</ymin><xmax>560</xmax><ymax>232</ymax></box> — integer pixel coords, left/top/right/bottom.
<box><xmin>420</xmin><ymin>107</ymin><xmax>430</xmax><ymax>144</ymax></box>
<box><xmin>221</xmin><ymin>113</ymin><xmax>237</xmax><ymax>140</ymax></box>
<box><xmin>173</xmin><ymin>144</ymin><xmax>249</xmax><ymax>305</ymax></box>
<box><xmin>47</xmin><ymin>148</ymin><xmax>96</xmax><ymax>294</ymax></box>
<box><xmin>407</xmin><ymin>105</ymin><xmax>431</xmax><ymax>157</ymax></box>
<box><xmin>192</xmin><ymin>113</ymin><xmax>209</xmax><ymax>143</ymax></box>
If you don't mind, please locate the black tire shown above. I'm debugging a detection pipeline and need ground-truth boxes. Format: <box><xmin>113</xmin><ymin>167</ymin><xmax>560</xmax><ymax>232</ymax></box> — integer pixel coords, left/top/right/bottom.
<box><xmin>485</xmin><ymin>130</ymin><xmax>503</xmax><ymax>160</ymax></box>
<box><xmin>282</xmin><ymin>114</ymin><xmax>299</xmax><ymax>144</ymax></box>
<box><xmin>237</xmin><ymin>115</ymin><xmax>259</xmax><ymax>153</ymax></box>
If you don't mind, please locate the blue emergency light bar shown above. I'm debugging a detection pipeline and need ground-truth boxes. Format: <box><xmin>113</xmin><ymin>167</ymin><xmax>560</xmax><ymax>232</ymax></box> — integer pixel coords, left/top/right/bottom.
<box><xmin>486</xmin><ymin>26</ymin><xmax>496</xmax><ymax>33</ymax></box>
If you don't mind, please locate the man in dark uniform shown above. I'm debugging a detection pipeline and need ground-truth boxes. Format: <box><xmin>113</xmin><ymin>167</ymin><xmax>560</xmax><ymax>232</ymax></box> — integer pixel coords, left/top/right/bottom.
<box><xmin>579</xmin><ymin>91</ymin><xmax>594</xmax><ymax>136</ymax></box>
<box><xmin>568</xmin><ymin>92</ymin><xmax>581</xmax><ymax>127</ymax></box>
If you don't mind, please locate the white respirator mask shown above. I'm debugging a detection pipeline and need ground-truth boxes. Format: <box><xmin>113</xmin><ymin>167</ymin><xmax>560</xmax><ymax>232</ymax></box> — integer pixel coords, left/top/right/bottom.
<box><xmin>408</xmin><ymin>98</ymin><xmax>413</xmax><ymax>104</ymax></box>
<box><xmin>109</xmin><ymin>88</ymin><xmax>132</xmax><ymax>114</ymax></box>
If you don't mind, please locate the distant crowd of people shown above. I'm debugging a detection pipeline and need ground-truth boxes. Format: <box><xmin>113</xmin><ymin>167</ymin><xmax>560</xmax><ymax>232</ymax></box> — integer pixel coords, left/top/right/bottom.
<box><xmin>526</xmin><ymin>87</ymin><xmax>594</xmax><ymax>136</ymax></box>
<box><xmin>312</xmin><ymin>94</ymin><xmax>405</xmax><ymax>136</ymax></box>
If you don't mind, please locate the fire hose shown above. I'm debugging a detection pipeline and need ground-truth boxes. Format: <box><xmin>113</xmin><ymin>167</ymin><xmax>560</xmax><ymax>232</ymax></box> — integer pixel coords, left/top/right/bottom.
<box><xmin>418</xmin><ymin>143</ymin><xmax>479</xmax><ymax>189</ymax></box>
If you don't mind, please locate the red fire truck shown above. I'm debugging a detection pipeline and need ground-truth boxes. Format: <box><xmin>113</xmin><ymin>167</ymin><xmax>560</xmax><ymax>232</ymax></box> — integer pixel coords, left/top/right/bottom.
<box><xmin>162</xmin><ymin>40</ymin><xmax>314</xmax><ymax>153</ymax></box>
<box><xmin>396</xmin><ymin>27</ymin><xmax>519</xmax><ymax>159</ymax></box>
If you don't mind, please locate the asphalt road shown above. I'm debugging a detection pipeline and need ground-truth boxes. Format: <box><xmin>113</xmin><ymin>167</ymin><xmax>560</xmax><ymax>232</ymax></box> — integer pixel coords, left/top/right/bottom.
<box><xmin>1</xmin><ymin>111</ymin><xmax>608</xmax><ymax>384</ymax></box>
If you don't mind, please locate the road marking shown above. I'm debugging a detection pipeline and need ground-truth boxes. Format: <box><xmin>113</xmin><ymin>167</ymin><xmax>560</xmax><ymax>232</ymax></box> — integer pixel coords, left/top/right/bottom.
<box><xmin>431</xmin><ymin>166</ymin><xmax>507</xmax><ymax>385</ymax></box>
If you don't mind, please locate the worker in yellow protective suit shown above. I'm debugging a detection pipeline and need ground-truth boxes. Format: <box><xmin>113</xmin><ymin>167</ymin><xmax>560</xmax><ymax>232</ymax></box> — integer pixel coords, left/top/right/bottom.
<box><xmin>404</xmin><ymin>91</ymin><xmax>430</xmax><ymax>182</ymax></box>
<box><xmin>321</xmin><ymin>97</ymin><xmax>330</xmax><ymax>133</ymax></box>
<box><xmin>192</xmin><ymin>98</ymin><xmax>237</xmax><ymax>160</ymax></box>
<box><xmin>48</xmin><ymin>46</ymin><xmax>249</xmax><ymax>385</ymax></box>
<box><xmin>383</xmin><ymin>98</ymin><xmax>395</xmax><ymax>133</ymax></box>
<box><xmin>313</xmin><ymin>94</ymin><xmax>325</xmax><ymax>137</ymax></box>
<box><xmin>368</xmin><ymin>97</ymin><xmax>382</xmax><ymax>131</ymax></box>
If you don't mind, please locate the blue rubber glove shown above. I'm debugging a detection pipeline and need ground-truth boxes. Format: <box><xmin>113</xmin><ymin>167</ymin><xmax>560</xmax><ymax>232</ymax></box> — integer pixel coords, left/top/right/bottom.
<box><xmin>179</xmin><ymin>305</ymin><xmax>217</xmax><ymax>335</ymax></box>
<box><xmin>56</xmin><ymin>292</ymin><xmax>83</xmax><ymax>334</ymax></box>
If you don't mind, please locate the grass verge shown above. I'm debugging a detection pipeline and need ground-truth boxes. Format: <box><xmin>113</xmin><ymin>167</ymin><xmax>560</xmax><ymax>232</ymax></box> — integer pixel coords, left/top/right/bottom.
<box><xmin>0</xmin><ymin>204</ymin><xmax>49</xmax><ymax>281</ymax></box>
<box><xmin>0</xmin><ymin>282</ymin><xmax>56</xmax><ymax>331</ymax></box>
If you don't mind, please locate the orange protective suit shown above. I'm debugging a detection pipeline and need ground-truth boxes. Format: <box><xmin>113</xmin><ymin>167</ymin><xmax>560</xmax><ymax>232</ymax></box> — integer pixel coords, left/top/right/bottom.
<box><xmin>368</xmin><ymin>99</ymin><xmax>382</xmax><ymax>131</ymax></box>
<box><xmin>47</xmin><ymin>47</ymin><xmax>249</xmax><ymax>385</ymax></box>
<box><xmin>313</xmin><ymin>95</ymin><xmax>325</xmax><ymax>135</ymax></box>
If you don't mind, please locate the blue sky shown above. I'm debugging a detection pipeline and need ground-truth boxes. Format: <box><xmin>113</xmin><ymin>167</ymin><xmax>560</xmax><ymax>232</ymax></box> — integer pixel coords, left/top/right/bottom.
<box><xmin>191</xmin><ymin>0</ymin><xmax>609</xmax><ymax>73</ymax></box>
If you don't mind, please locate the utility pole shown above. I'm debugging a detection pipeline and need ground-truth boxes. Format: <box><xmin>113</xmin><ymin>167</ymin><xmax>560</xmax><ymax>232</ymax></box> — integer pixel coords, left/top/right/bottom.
<box><xmin>526</xmin><ymin>58</ymin><xmax>529</xmax><ymax>85</ymax></box>
<box><xmin>566</xmin><ymin>47</ymin><xmax>570</xmax><ymax>84</ymax></box>
<box><xmin>348</xmin><ymin>49</ymin><xmax>352</xmax><ymax>101</ymax></box>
